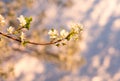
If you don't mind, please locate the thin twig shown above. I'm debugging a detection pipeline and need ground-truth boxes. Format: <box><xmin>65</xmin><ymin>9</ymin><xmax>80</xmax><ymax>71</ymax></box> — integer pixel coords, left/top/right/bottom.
<box><xmin>15</xmin><ymin>26</ymin><xmax>24</xmax><ymax>31</ymax></box>
<box><xmin>0</xmin><ymin>31</ymin><xmax>63</xmax><ymax>45</ymax></box>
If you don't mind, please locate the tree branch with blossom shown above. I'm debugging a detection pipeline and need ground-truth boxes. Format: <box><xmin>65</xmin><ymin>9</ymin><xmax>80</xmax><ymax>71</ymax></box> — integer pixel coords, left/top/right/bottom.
<box><xmin>0</xmin><ymin>14</ymin><xmax>83</xmax><ymax>46</ymax></box>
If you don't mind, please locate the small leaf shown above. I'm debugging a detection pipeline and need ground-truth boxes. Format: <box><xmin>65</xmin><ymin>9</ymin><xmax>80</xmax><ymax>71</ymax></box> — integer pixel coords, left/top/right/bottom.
<box><xmin>56</xmin><ymin>43</ymin><xmax>60</xmax><ymax>47</ymax></box>
<box><xmin>21</xmin><ymin>41</ymin><xmax>29</xmax><ymax>46</ymax></box>
<box><xmin>65</xmin><ymin>33</ymin><xmax>72</xmax><ymax>41</ymax></box>
<box><xmin>25</xmin><ymin>17</ymin><xmax>32</xmax><ymax>30</ymax></box>
<box><xmin>62</xmin><ymin>43</ymin><xmax>66</xmax><ymax>45</ymax></box>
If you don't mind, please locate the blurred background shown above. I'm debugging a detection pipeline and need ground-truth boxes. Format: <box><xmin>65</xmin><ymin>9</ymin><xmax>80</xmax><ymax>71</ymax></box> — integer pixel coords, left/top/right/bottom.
<box><xmin>0</xmin><ymin>0</ymin><xmax>120</xmax><ymax>81</ymax></box>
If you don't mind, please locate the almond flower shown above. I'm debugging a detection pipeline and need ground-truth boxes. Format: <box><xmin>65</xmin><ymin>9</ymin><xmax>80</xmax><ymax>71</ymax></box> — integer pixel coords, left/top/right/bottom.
<box><xmin>48</xmin><ymin>29</ymin><xmax>58</xmax><ymax>39</ymax></box>
<box><xmin>0</xmin><ymin>14</ymin><xmax>6</xmax><ymax>26</ymax></box>
<box><xmin>17</xmin><ymin>15</ymin><xmax>26</xmax><ymax>27</ymax></box>
<box><xmin>7</xmin><ymin>26</ymin><xmax>15</xmax><ymax>34</ymax></box>
<box><xmin>20</xmin><ymin>32</ymin><xmax>25</xmax><ymax>42</ymax></box>
<box><xmin>60</xmin><ymin>29</ymin><xmax>69</xmax><ymax>38</ymax></box>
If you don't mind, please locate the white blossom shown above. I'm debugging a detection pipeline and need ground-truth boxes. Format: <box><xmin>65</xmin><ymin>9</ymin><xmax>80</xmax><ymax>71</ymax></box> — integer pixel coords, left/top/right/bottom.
<box><xmin>48</xmin><ymin>29</ymin><xmax>58</xmax><ymax>39</ymax></box>
<box><xmin>17</xmin><ymin>15</ymin><xmax>26</xmax><ymax>26</ymax></box>
<box><xmin>60</xmin><ymin>29</ymin><xmax>69</xmax><ymax>38</ymax></box>
<box><xmin>7</xmin><ymin>26</ymin><xmax>15</xmax><ymax>34</ymax></box>
<box><xmin>0</xmin><ymin>14</ymin><xmax>5</xmax><ymax>26</ymax></box>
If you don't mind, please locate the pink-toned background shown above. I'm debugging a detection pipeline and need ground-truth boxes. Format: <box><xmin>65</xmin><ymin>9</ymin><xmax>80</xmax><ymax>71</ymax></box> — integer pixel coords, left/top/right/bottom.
<box><xmin>1</xmin><ymin>0</ymin><xmax>120</xmax><ymax>81</ymax></box>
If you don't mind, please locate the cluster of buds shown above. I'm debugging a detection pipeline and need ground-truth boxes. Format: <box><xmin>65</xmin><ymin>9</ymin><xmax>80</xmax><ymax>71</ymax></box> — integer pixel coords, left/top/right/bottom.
<box><xmin>48</xmin><ymin>23</ymin><xmax>83</xmax><ymax>46</ymax></box>
<box><xmin>68</xmin><ymin>23</ymin><xmax>83</xmax><ymax>40</ymax></box>
<box><xmin>7</xmin><ymin>15</ymin><xmax>27</xmax><ymax>43</ymax></box>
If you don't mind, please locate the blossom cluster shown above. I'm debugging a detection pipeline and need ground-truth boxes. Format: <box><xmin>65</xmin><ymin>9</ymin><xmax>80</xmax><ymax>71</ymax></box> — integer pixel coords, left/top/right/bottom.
<box><xmin>8</xmin><ymin>15</ymin><xmax>27</xmax><ymax>43</ymax></box>
<box><xmin>48</xmin><ymin>23</ymin><xmax>83</xmax><ymax>46</ymax></box>
<box><xmin>0</xmin><ymin>14</ymin><xmax>30</xmax><ymax>45</ymax></box>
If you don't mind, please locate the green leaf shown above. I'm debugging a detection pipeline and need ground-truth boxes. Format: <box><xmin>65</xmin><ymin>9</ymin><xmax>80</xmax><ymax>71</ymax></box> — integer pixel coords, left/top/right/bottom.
<box><xmin>56</xmin><ymin>43</ymin><xmax>60</xmax><ymax>47</ymax></box>
<box><xmin>65</xmin><ymin>32</ymin><xmax>73</xmax><ymax>41</ymax></box>
<box><xmin>21</xmin><ymin>41</ymin><xmax>29</xmax><ymax>46</ymax></box>
<box><xmin>25</xmin><ymin>17</ymin><xmax>32</xmax><ymax>30</ymax></box>
<box><xmin>62</xmin><ymin>43</ymin><xmax>66</xmax><ymax>45</ymax></box>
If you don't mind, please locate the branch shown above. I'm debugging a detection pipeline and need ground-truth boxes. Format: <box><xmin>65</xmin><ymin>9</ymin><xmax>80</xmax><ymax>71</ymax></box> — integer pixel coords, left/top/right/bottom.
<box><xmin>0</xmin><ymin>31</ymin><xmax>63</xmax><ymax>45</ymax></box>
